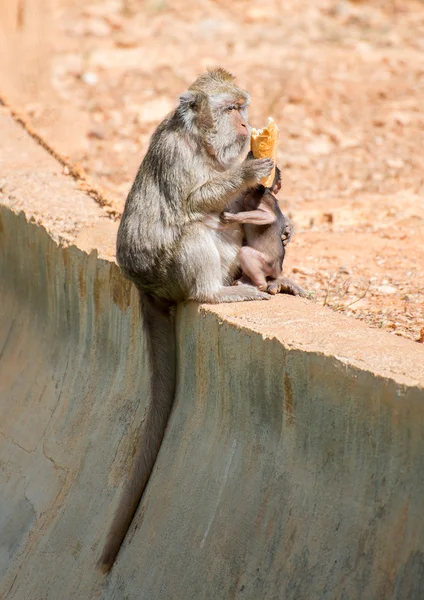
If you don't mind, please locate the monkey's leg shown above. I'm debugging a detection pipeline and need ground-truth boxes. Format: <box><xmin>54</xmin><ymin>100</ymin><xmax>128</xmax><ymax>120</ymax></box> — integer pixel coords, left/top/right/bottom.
<box><xmin>209</xmin><ymin>284</ymin><xmax>270</xmax><ymax>302</ymax></box>
<box><xmin>181</xmin><ymin>226</ymin><xmax>269</xmax><ymax>302</ymax></box>
<box><xmin>239</xmin><ymin>246</ymin><xmax>269</xmax><ymax>291</ymax></box>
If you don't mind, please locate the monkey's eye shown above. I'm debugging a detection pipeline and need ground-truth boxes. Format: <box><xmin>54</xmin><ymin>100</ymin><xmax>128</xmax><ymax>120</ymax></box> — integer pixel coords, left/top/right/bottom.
<box><xmin>226</xmin><ymin>105</ymin><xmax>238</xmax><ymax>112</ymax></box>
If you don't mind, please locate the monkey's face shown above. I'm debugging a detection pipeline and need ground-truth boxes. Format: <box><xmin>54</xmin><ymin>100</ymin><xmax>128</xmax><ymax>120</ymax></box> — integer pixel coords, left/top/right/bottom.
<box><xmin>210</xmin><ymin>95</ymin><xmax>251</xmax><ymax>168</ymax></box>
<box><xmin>227</xmin><ymin>101</ymin><xmax>250</xmax><ymax>138</ymax></box>
<box><xmin>178</xmin><ymin>71</ymin><xmax>252</xmax><ymax>170</ymax></box>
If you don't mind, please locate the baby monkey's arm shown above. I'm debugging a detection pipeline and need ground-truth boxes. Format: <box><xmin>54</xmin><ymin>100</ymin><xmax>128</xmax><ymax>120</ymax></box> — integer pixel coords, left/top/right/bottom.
<box><xmin>220</xmin><ymin>206</ymin><xmax>276</xmax><ymax>226</ymax></box>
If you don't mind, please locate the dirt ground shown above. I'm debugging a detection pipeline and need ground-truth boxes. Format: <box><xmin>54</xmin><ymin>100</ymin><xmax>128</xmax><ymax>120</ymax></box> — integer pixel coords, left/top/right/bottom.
<box><xmin>1</xmin><ymin>0</ymin><xmax>423</xmax><ymax>342</ymax></box>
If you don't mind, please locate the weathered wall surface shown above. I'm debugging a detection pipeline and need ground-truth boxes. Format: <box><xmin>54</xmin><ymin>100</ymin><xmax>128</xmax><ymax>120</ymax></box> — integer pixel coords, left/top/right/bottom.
<box><xmin>1</xmin><ymin>109</ymin><xmax>424</xmax><ymax>599</ymax></box>
<box><xmin>1</xmin><ymin>206</ymin><xmax>424</xmax><ymax>600</ymax></box>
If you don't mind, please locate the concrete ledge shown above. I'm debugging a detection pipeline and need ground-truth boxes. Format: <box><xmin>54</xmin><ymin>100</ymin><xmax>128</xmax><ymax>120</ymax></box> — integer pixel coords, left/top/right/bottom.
<box><xmin>1</xmin><ymin>110</ymin><xmax>424</xmax><ymax>599</ymax></box>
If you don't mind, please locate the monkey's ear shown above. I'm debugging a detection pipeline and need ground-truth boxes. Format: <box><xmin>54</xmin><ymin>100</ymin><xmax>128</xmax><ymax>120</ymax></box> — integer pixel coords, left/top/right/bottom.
<box><xmin>179</xmin><ymin>91</ymin><xmax>213</xmax><ymax>130</ymax></box>
<box><xmin>179</xmin><ymin>91</ymin><xmax>208</xmax><ymax>111</ymax></box>
<box><xmin>178</xmin><ymin>91</ymin><xmax>197</xmax><ymax>109</ymax></box>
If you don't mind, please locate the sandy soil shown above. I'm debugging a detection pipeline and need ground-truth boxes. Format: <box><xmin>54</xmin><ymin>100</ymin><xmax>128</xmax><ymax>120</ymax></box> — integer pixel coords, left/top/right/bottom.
<box><xmin>1</xmin><ymin>0</ymin><xmax>423</xmax><ymax>342</ymax></box>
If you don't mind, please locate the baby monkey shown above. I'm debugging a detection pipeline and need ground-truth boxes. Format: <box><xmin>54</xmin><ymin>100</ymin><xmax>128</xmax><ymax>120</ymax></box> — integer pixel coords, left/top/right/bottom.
<box><xmin>221</xmin><ymin>165</ymin><xmax>306</xmax><ymax>296</ymax></box>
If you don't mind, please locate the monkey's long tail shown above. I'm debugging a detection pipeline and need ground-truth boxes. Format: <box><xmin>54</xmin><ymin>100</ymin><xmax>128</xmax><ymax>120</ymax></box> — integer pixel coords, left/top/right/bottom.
<box><xmin>98</xmin><ymin>292</ymin><xmax>176</xmax><ymax>573</ymax></box>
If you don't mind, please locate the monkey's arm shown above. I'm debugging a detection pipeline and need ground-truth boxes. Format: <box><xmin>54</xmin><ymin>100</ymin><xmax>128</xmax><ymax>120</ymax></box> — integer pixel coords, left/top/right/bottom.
<box><xmin>221</xmin><ymin>207</ymin><xmax>276</xmax><ymax>226</ymax></box>
<box><xmin>186</xmin><ymin>158</ymin><xmax>273</xmax><ymax>214</ymax></box>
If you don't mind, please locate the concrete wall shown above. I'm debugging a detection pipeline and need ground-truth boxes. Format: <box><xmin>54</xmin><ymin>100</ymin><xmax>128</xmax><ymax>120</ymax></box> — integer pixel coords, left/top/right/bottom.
<box><xmin>1</xmin><ymin>205</ymin><xmax>424</xmax><ymax>600</ymax></box>
<box><xmin>1</xmin><ymin>109</ymin><xmax>424</xmax><ymax>599</ymax></box>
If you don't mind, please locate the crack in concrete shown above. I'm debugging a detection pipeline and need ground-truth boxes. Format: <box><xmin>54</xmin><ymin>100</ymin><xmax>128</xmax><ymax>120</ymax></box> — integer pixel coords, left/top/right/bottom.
<box><xmin>0</xmin><ymin>429</ymin><xmax>68</xmax><ymax>473</ymax></box>
<box><xmin>23</xmin><ymin>492</ymin><xmax>37</xmax><ymax>519</ymax></box>
<box><xmin>0</xmin><ymin>430</ymin><xmax>32</xmax><ymax>454</ymax></box>
<box><xmin>41</xmin><ymin>440</ymin><xmax>68</xmax><ymax>473</ymax></box>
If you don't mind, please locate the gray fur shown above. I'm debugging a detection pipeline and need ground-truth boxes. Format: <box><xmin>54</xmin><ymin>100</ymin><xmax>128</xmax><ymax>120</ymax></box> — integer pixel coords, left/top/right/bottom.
<box><xmin>98</xmin><ymin>69</ymin><xmax>273</xmax><ymax>573</ymax></box>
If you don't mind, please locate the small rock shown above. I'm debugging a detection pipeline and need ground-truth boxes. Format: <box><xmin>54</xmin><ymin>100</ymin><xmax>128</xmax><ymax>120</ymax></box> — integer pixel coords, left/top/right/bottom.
<box><xmin>356</xmin><ymin>41</ymin><xmax>373</xmax><ymax>57</ymax></box>
<box><xmin>82</xmin><ymin>1</ymin><xmax>121</xmax><ymax>17</ymax></box>
<box><xmin>349</xmin><ymin>180</ymin><xmax>363</xmax><ymax>192</ymax></box>
<box><xmin>104</xmin><ymin>13</ymin><xmax>124</xmax><ymax>30</ymax></box>
<box><xmin>82</xmin><ymin>72</ymin><xmax>98</xmax><ymax>86</ymax></box>
<box><xmin>386</xmin><ymin>158</ymin><xmax>404</xmax><ymax>170</ymax></box>
<box><xmin>377</xmin><ymin>285</ymin><xmax>397</xmax><ymax>295</ymax></box>
<box><xmin>246</xmin><ymin>6</ymin><xmax>269</xmax><ymax>22</ymax></box>
<box><xmin>109</xmin><ymin>110</ymin><xmax>123</xmax><ymax>127</ymax></box>
<box><xmin>84</xmin><ymin>18</ymin><xmax>111</xmax><ymax>37</ymax></box>
<box><xmin>338</xmin><ymin>266</ymin><xmax>351</xmax><ymax>275</ymax></box>
<box><xmin>115</xmin><ymin>34</ymin><xmax>139</xmax><ymax>48</ymax></box>
<box><xmin>87</xmin><ymin>128</ymin><xmax>105</xmax><ymax>140</ymax></box>
<box><xmin>24</xmin><ymin>102</ymin><xmax>43</xmax><ymax>118</ymax></box>
<box><xmin>292</xmin><ymin>267</ymin><xmax>315</xmax><ymax>276</ymax></box>
<box><xmin>339</xmin><ymin>137</ymin><xmax>360</xmax><ymax>150</ymax></box>
<box><xmin>391</xmin><ymin>111</ymin><xmax>411</xmax><ymax>126</ymax></box>
<box><xmin>306</xmin><ymin>139</ymin><xmax>332</xmax><ymax>156</ymax></box>
<box><xmin>197</xmin><ymin>19</ymin><xmax>230</xmax><ymax>37</ymax></box>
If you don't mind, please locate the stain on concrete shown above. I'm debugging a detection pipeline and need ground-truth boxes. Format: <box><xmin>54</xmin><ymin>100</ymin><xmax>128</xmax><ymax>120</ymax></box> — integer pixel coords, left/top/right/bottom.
<box><xmin>78</xmin><ymin>262</ymin><xmax>87</xmax><ymax>300</ymax></box>
<box><xmin>284</xmin><ymin>373</ymin><xmax>294</xmax><ymax>426</ymax></box>
<box><xmin>110</xmin><ymin>262</ymin><xmax>131</xmax><ymax>313</ymax></box>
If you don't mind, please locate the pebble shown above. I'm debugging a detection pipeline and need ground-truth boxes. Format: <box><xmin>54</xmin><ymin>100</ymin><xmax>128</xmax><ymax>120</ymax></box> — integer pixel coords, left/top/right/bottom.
<box><xmin>82</xmin><ymin>72</ymin><xmax>98</xmax><ymax>86</ymax></box>
<box><xmin>306</xmin><ymin>139</ymin><xmax>333</xmax><ymax>156</ymax></box>
<box><xmin>377</xmin><ymin>285</ymin><xmax>397</xmax><ymax>295</ymax></box>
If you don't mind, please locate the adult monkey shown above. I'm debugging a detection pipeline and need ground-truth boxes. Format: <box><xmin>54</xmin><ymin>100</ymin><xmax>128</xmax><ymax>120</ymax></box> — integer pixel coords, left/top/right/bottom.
<box><xmin>98</xmin><ymin>68</ymin><xmax>273</xmax><ymax>573</ymax></box>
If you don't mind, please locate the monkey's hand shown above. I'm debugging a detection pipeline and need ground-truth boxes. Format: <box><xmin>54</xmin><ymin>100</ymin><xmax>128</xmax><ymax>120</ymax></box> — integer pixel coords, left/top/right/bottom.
<box><xmin>281</xmin><ymin>218</ymin><xmax>294</xmax><ymax>246</ymax></box>
<box><xmin>220</xmin><ymin>211</ymin><xmax>237</xmax><ymax>224</ymax></box>
<box><xmin>241</xmin><ymin>158</ymin><xmax>274</xmax><ymax>187</ymax></box>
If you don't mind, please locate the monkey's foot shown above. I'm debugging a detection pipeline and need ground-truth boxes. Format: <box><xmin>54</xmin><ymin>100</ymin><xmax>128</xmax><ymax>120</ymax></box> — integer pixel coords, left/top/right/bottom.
<box><xmin>198</xmin><ymin>285</ymin><xmax>270</xmax><ymax>303</ymax></box>
<box><xmin>267</xmin><ymin>277</ymin><xmax>307</xmax><ymax>297</ymax></box>
<box><xmin>266</xmin><ymin>281</ymin><xmax>280</xmax><ymax>295</ymax></box>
